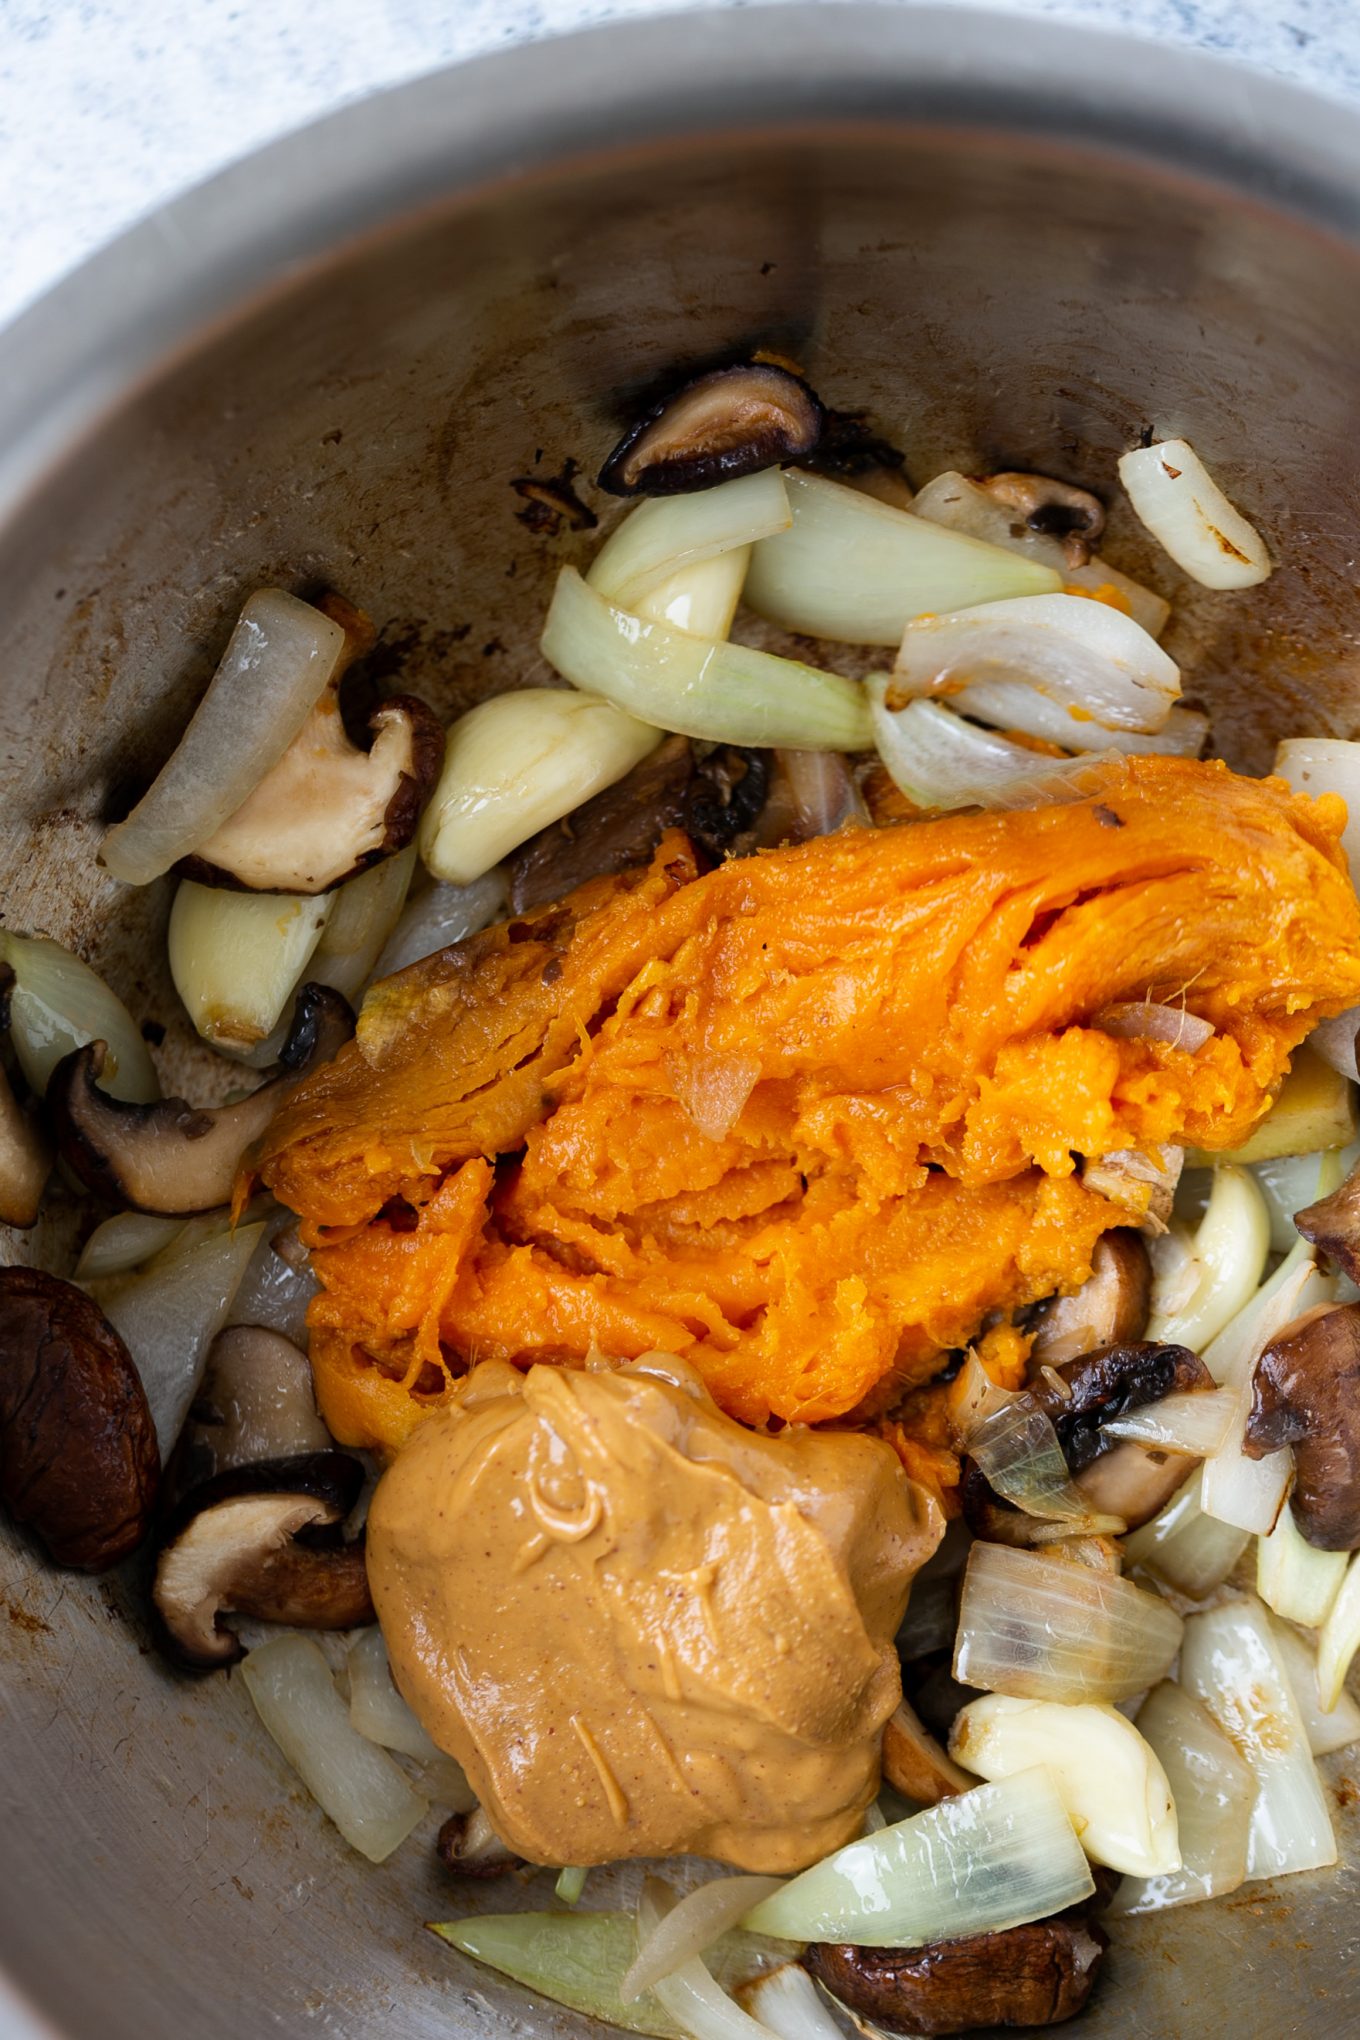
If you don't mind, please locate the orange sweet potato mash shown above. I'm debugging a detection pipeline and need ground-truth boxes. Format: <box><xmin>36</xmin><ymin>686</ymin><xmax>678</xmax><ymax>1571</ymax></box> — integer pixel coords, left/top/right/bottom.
<box><xmin>252</xmin><ymin>757</ymin><xmax>1360</xmax><ymax>1455</ymax></box>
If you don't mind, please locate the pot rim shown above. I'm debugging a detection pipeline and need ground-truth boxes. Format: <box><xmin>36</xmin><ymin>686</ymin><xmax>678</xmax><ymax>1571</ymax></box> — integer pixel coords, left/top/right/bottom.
<box><xmin>1</xmin><ymin>2</ymin><xmax>1360</xmax><ymax>528</ymax></box>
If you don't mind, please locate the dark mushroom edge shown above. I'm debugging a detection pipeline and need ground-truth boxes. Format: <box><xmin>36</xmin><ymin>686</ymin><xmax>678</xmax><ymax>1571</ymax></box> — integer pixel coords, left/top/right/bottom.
<box><xmin>598</xmin><ymin>363</ymin><xmax>823</xmax><ymax>497</ymax></box>
<box><xmin>48</xmin><ymin>982</ymin><xmax>355</xmax><ymax>1215</ymax></box>
<box><xmin>1245</xmin><ymin>1303</ymin><xmax>1360</xmax><ymax>1549</ymax></box>
<box><xmin>436</xmin><ymin>1806</ymin><xmax>524</xmax><ymax>1879</ymax></box>
<box><xmin>1295</xmin><ymin>1155</ymin><xmax>1360</xmax><ymax>1284</ymax></box>
<box><xmin>0</xmin><ymin>1266</ymin><xmax>160</xmax><ymax>1568</ymax></box>
<box><xmin>0</xmin><ymin>960</ymin><xmax>53</xmax><ymax>1228</ymax></box>
<box><xmin>152</xmin><ymin>1449</ymin><xmax>373</xmax><ymax>1669</ymax></box>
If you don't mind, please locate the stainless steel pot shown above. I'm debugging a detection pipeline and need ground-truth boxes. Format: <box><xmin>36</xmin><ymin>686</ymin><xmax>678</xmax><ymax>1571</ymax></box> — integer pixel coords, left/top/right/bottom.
<box><xmin>3</xmin><ymin>8</ymin><xmax>1360</xmax><ymax>2034</ymax></box>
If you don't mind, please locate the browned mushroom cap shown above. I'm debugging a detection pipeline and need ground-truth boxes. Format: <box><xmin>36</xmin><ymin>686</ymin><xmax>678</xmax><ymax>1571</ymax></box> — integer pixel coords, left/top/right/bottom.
<box><xmin>1033</xmin><ymin>1340</ymin><xmax>1213</xmax><ymax>1529</ymax></box>
<box><xmin>436</xmin><ymin>1806</ymin><xmax>524</xmax><ymax>1878</ymax></box>
<box><xmin>0</xmin><ymin>965</ymin><xmax>52</xmax><ymax>1228</ymax></box>
<box><xmin>977</xmin><ymin>472</ymin><xmax>1107</xmax><ymax>569</ymax></box>
<box><xmin>598</xmin><ymin>363</ymin><xmax>823</xmax><ymax>496</ymax></box>
<box><xmin>178</xmin><ymin>686</ymin><xmax>444</xmax><ymax>894</ymax></box>
<box><xmin>806</xmin><ymin>1911</ymin><xmax>1108</xmax><ymax>2035</ymax></box>
<box><xmin>152</xmin><ymin>1450</ymin><xmax>373</xmax><ymax>1668</ymax></box>
<box><xmin>881</xmin><ymin>1699</ymin><xmax>975</xmax><ymax>1805</ymax></box>
<box><xmin>1295</xmin><ymin>1158</ymin><xmax>1360</xmax><ymax>1283</ymax></box>
<box><xmin>0</xmin><ymin>1266</ymin><xmax>159</xmax><ymax>1568</ymax></box>
<box><xmin>1244</xmin><ymin>1304</ymin><xmax>1360</xmax><ymax>1549</ymax></box>
<box><xmin>48</xmin><ymin>983</ymin><xmax>354</xmax><ymax>1215</ymax></box>
<box><xmin>506</xmin><ymin>739</ymin><xmax>771</xmax><ymax>911</ymax></box>
<box><xmin>1028</xmin><ymin>1231</ymin><xmax>1152</xmax><ymax>1369</ymax></box>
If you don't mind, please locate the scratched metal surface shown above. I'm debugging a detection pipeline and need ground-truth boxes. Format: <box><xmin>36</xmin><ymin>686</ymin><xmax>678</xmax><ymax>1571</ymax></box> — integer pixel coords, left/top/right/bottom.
<box><xmin>4</xmin><ymin>11</ymin><xmax>1360</xmax><ymax>2036</ymax></box>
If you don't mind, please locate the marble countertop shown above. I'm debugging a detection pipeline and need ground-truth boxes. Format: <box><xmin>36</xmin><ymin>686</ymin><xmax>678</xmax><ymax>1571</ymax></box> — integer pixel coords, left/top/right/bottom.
<box><xmin>3</xmin><ymin>0</ymin><xmax>1360</xmax><ymax>334</ymax></box>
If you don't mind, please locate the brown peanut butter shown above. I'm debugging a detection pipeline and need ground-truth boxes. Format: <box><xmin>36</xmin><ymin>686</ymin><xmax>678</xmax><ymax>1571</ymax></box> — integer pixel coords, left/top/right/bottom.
<box><xmin>367</xmin><ymin>1355</ymin><xmax>940</xmax><ymax>1870</ymax></box>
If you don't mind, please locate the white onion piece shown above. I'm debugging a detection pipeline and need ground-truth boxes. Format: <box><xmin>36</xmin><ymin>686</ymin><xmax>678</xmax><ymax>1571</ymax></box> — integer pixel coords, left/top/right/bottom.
<box><xmin>1274</xmin><ymin>735</ymin><xmax>1360</xmax><ymax>873</ymax></box>
<box><xmin>967</xmin><ymin>1396</ymin><xmax>1119</xmax><ymax>1528</ymax></box>
<box><xmin>347</xmin><ymin>1628</ymin><xmax>473</xmax><ymax>1808</ymax></box>
<box><xmin>1122</xmin><ymin>1469</ymin><xmax>1249</xmax><ymax>1599</ymax></box>
<box><xmin>744</xmin><ymin>469</ymin><xmax>1061</xmax><ymax>646</ymax></box>
<box><xmin>910</xmin><ymin>471</ymin><xmax>1171</xmax><ymax>637</ymax></box>
<box><xmin>431</xmin><ymin>1912</ymin><xmax>686</xmax><ymax>2038</ymax></box>
<box><xmin>588</xmin><ymin>470</ymin><xmax>790</xmax><ymax>612</ymax></box>
<box><xmin>958</xmin><ymin>698</ymin><xmax>1207</xmax><ymax>756</ymax></box>
<box><xmin>637</xmin><ymin>1880</ymin><xmax>773</xmax><ymax>2040</ymax></box>
<box><xmin>949</xmin><ymin>1696</ymin><xmax>1179</xmax><ymax>1877</ymax></box>
<box><xmin>736</xmin><ymin>1965</ymin><xmax>844</xmax><ymax>2040</ymax></box>
<box><xmin>893</xmin><ymin>594</ymin><xmax>1181</xmax><ymax>736</ymax></box>
<box><xmin>239</xmin><ymin>1633</ymin><xmax>427</xmax><ymax>1863</ymax></box>
<box><xmin>953</xmin><ymin>1541</ymin><xmax>1181</xmax><ymax>1703</ymax></box>
<box><xmin>743</xmin><ymin>1770</ymin><xmax>1094</xmax><ymax>1947</ymax></box>
<box><xmin>0</xmin><ymin>932</ymin><xmax>159</xmax><ymax>1102</ymax></box>
<box><xmin>555</xmin><ymin>1866</ymin><xmax>589</xmax><ymax>1906</ymax></box>
<box><xmin>374</xmin><ymin>867</ymin><xmax>508</xmax><ymax>980</ymax></box>
<box><xmin>1118</xmin><ymin>440</ymin><xmax>1271</xmax><ymax>591</ymax></box>
<box><xmin>168</xmin><ymin>882</ymin><xmax>332</xmax><ymax>1051</ymax></box>
<box><xmin>1180</xmin><ymin>1598</ymin><xmax>1336</xmax><ymax>1878</ymax></box>
<box><xmin>1200</xmin><ymin>1240</ymin><xmax>1335</xmax><ymax>1533</ymax></box>
<box><xmin>1101</xmin><ymin>1388</ymin><xmax>1237</xmax><ymax>1457</ymax></box>
<box><xmin>1269</xmin><ymin>1616</ymin><xmax>1360</xmax><ymax>1755</ymax></box>
<box><xmin>225</xmin><ymin>1213</ymin><xmax>318</xmax><ymax>1347</ymax></box>
<box><xmin>622</xmin><ymin>1875</ymin><xmax>784</xmax><ymax>2002</ymax></box>
<box><xmin>1257</xmin><ymin>1501</ymin><xmax>1348</xmax><ymax>1627</ymax></box>
<box><xmin>1252</xmin><ymin>1149</ymin><xmax>1338</xmax><ymax>1255</ymax></box>
<box><xmin>633</xmin><ymin>549</ymin><xmax>751</xmax><ymax>640</ymax></box>
<box><xmin>308</xmin><ymin>844</ymin><xmax>416</xmax><ymax>1004</ymax></box>
<box><xmin>1146</xmin><ymin>1165</ymin><xmax>1270</xmax><ymax>1351</ymax></box>
<box><xmin>90</xmin><ymin>1220</ymin><xmax>264</xmax><ymax>1455</ymax></box>
<box><xmin>102</xmin><ymin>591</ymin><xmax>347</xmax><ymax>886</ymax></box>
<box><xmin>870</xmin><ymin>692</ymin><xmax>1116</xmax><ymax>814</ymax></box>
<box><xmin>420</xmin><ymin>687</ymin><xmax>660</xmax><ymax>887</ymax></box>
<box><xmin>1109</xmin><ymin>1682</ymin><xmax>1253</xmax><ymax>1913</ymax></box>
<box><xmin>1096</xmin><ymin>1001</ymin><xmax>1215</xmax><ymax>1054</ymax></box>
<box><xmin>1317</xmin><ymin>1552</ymin><xmax>1360</xmax><ymax>1711</ymax></box>
<box><xmin>74</xmin><ymin>1211</ymin><xmax>187</xmax><ymax>1280</ymax></box>
<box><xmin>776</xmin><ymin>750</ymin><xmax>870</xmax><ymax>838</ymax></box>
<box><xmin>542</xmin><ymin>567</ymin><xmax>873</xmax><ymax>752</ymax></box>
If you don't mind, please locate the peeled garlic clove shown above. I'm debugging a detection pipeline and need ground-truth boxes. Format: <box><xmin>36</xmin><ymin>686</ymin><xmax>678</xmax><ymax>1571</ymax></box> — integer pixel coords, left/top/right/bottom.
<box><xmin>949</xmin><ymin>1694</ymin><xmax>1180</xmax><ymax>1878</ymax></box>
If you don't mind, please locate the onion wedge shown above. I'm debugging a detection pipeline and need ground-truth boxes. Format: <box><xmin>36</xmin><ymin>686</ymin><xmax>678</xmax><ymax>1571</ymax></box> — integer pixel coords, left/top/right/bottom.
<box><xmin>869</xmin><ymin>693</ymin><xmax>1116</xmax><ymax>814</ymax></box>
<box><xmin>102</xmin><ymin>590</ymin><xmax>348</xmax><ymax>886</ymax></box>
<box><xmin>953</xmin><ymin>1541</ymin><xmax>1181</xmax><ymax>1703</ymax></box>
<box><xmin>1317</xmin><ymin>1552</ymin><xmax>1360</xmax><ymax>1712</ymax></box>
<box><xmin>239</xmin><ymin>1633</ymin><xmax>427</xmax><ymax>1864</ymax></box>
<box><xmin>741</xmin><ymin>1770</ymin><xmax>1094</xmax><ymax>1946</ymax></box>
<box><xmin>0</xmin><ymin>932</ymin><xmax>159</xmax><ymax>1103</ymax></box>
<box><xmin>1122</xmin><ymin>1468</ymin><xmax>1249</xmax><ymax>1599</ymax></box>
<box><xmin>542</xmin><ymin>566</ymin><xmax>873</xmax><ymax>751</ymax></box>
<box><xmin>1146</xmin><ymin>1165</ymin><xmax>1270</xmax><ymax>1351</ymax></box>
<box><xmin>893</xmin><ymin>593</ymin><xmax>1181</xmax><ymax>736</ymax></box>
<box><xmin>1109</xmin><ymin>1682</ymin><xmax>1253</xmax><ymax>1913</ymax></box>
<box><xmin>744</xmin><ymin>469</ymin><xmax>1060</xmax><ymax>645</ymax></box>
<box><xmin>1257</xmin><ymin>1502</ymin><xmax>1348</xmax><ymax>1628</ymax></box>
<box><xmin>588</xmin><ymin>470</ymin><xmax>789</xmax><ymax>612</ymax></box>
<box><xmin>1180</xmin><ymin>1597</ymin><xmax>1336</xmax><ymax>1879</ymax></box>
<box><xmin>1118</xmin><ymin>440</ymin><xmax>1271</xmax><ymax>591</ymax></box>
<box><xmin>622</xmin><ymin>1875</ymin><xmax>783</xmax><ymax>2001</ymax></box>
<box><xmin>1269</xmin><ymin>1616</ymin><xmax>1360</xmax><ymax>1755</ymax></box>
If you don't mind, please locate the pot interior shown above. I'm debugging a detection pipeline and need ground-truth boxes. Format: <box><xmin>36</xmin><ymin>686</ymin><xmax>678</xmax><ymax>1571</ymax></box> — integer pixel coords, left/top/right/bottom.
<box><xmin>3</xmin><ymin>48</ymin><xmax>1360</xmax><ymax>2040</ymax></box>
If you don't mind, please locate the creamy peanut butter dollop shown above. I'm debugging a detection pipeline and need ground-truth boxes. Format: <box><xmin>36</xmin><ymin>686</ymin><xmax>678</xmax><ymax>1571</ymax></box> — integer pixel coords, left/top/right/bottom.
<box><xmin>367</xmin><ymin>1355</ymin><xmax>941</xmax><ymax>1871</ymax></box>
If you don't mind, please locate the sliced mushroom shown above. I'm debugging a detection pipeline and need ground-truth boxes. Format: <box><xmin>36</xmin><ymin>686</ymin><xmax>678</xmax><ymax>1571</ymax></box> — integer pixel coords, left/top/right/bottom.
<box><xmin>1295</xmin><ymin>1158</ymin><xmax>1360</xmax><ymax>1282</ymax></box>
<box><xmin>977</xmin><ymin>471</ymin><xmax>1107</xmax><ymax>570</ymax></box>
<box><xmin>598</xmin><ymin>363</ymin><xmax>823</xmax><ymax>496</ymax></box>
<box><xmin>171</xmin><ymin>1325</ymin><xmax>332</xmax><ymax>1502</ymax></box>
<box><xmin>178</xmin><ymin>640</ymin><xmax>445</xmax><ymax>893</ymax></box>
<box><xmin>153</xmin><ymin>1450</ymin><xmax>373</xmax><ymax>1668</ymax></box>
<box><xmin>436</xmin><ymin>1805</ymin><xmax>524</xmax><ymax>1878</ymax></box>
<box><xmin>1033</xmin><ymin>1340</ymin><xmax>1214</xmax><ymax>1529</ymax></box>
<box><xmin>506</xmin><ymin>738</ymin><xmax>770</xmax><ymax>910</ymax></box>
<box><xmin>1028</xmin><ymin>1231</ymin><xmax>1152</xmax><ymax>1369</ymax></box>
<box><xmin>48</xmin><ymin>983</ymin><xmax>354</xmax><ymax>1214</ymax></box>
<box><xmin>881</xmin><ymin>1699</ymin><xmax>975</xmax><ymax>1806</ymax></box>
<box><xmin>806</xmin><ymin>1911</ymin><xmax>1108</xmax><ymax>2035</ymax></box>
<box><xmin>0</xmin><ymin>1266</ymin><xmax>159</xmax><ymax>1568</ymax></box>
<box><xmin>0</xmin><ymin>964</ymin><xmax>52</xmax><ymax>1227</ymax></box>
<box><xmin>1244</xmin><ymin>1304</ymin><xmax>1360</xmax><ymax>1549</ymax></box>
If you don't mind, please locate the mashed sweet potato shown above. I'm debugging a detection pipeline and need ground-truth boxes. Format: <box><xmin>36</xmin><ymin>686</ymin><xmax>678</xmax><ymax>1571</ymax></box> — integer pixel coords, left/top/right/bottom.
<box><xmin>252</xmin><ymin>757</ymin><xmax>1360</xmax><ymax>1451</ymax></box>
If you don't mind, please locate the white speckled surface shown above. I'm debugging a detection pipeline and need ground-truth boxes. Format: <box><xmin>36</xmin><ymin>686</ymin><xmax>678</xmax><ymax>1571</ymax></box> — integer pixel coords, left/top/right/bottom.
<box><xmin>2</xmin><ymin>0</ymin><xmax>1360</xmax><ymax>333</ymax></box>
